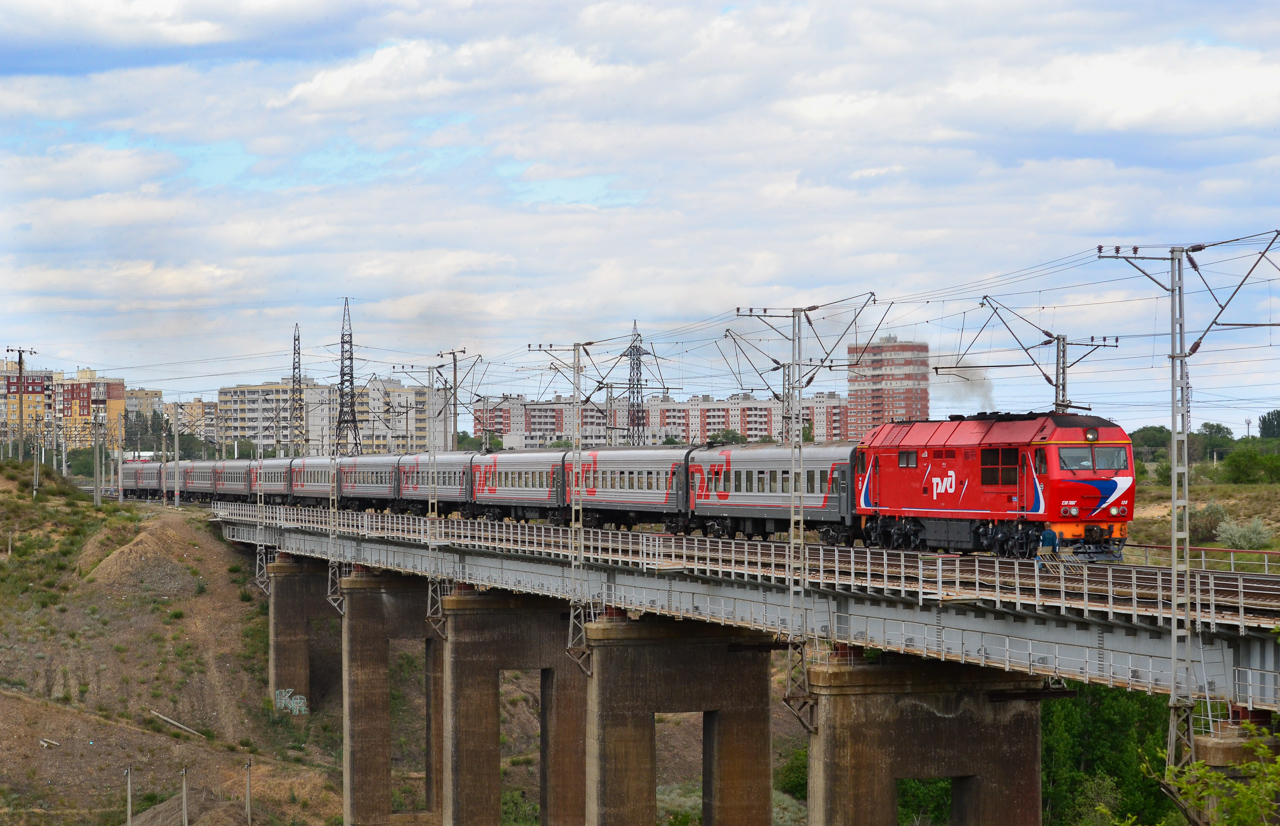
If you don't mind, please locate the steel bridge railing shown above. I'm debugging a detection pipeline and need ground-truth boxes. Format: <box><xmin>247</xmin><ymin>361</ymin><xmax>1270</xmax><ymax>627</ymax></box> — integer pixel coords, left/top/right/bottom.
<box><xmin>213</xmin><ymin>503</ymin><xmax>1280</xmax><ymax>633</ymax></box>
<box><xmin>215</xmin><ymin>505</ymin><xmax>1280</xmax><ymax>709</ymax></box>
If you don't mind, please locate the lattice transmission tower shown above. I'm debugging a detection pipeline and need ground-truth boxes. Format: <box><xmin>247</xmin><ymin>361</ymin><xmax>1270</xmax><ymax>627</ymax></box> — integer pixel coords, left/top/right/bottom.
<box><xmin>624</xmin><ymin>321</ymin><xmax>649</xmax><ymax>446</ymax></box>
<box><xmin>334</xmin><ymin>299</ymin><xmax>361</xmax><ymax>456</ymax></box>
<box><xmin>290</xmin><ymin>324</ymin><xmax>306</xmax><ymax>456</ymax></box>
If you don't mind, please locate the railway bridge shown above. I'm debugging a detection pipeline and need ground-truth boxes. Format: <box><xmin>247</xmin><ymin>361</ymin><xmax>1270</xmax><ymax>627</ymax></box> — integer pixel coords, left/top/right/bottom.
<box><xmin>213</xmin><ymin>502</ymin><xmax>1280</xmax><ymax>826</ymax></box>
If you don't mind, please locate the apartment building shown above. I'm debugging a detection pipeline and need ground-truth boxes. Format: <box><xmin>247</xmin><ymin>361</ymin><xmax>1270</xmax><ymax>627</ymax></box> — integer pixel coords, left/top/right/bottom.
<box><xmin>479</xmin><ymin>391</ymin><xmax>848</xmax><ymax>448</ymax></box>
<box><xmin>847</xmin><ymin>335</ymin><xmax>929</xmax><ymax>441</ymax></box>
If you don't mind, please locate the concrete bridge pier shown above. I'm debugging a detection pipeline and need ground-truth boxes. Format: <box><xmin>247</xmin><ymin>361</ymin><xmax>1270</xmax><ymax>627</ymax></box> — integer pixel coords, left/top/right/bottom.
<box><xmin>584</xmin><ymin>618</ymin><xmax>774</xmax><ymax>826</ymax></box>
<box><xmin>807</xmin><ymin>652</ymin><xmax>1044</xmax><ymax>826</ymax></box>
<box><xmin>267</xmin><ymin>553</ymin><xmax>330</xmax><ymax>711</ymax></box>
<box><xmin>442</xmin><ymin>590</ymin><xmax>588</xmax><ymax>826</ymax></box>
<box><xmin>341</xmin><ymin>568</ymin><xmax>442</xmax><ymax>826</ymax></box>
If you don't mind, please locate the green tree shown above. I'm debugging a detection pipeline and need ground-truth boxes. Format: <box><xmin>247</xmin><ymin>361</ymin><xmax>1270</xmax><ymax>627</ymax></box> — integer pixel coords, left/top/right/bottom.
<box><xmin>1223</xmin><ymin>448</ymin><xmax>1263</xmax><ymax>484</ymax></box>
<box><xmin>1130</xmin><ymin>426</ymin><xmax>1172</xmax><ymax>461</ymax></box>
<box><xmin>457</xmin><ymin>430</ymin><xmax>502</xmax><ymax>451</ymax></box>
<box><xmin>1197</xmin><ymin>422</ymin><xmax>1234</xmax><ymax>462</ymax></box>
<box><xmin>661</xmin><ymin>436</ymin><xmax>683</xmax><ymax>445</ymax></box>
<box><xmin>1041</xmin><ymin>684</ymin><xmax>1175</xmax><ymax>825</ymax></box>
<box><xmin>708</xmin><ymin>429</ymin><xmax>747</xmax><ymax>445</ymax></box>
<box><xmin>802</xmin><ymin>423</ymin><xmax>814</xmax><ymax>442</ymax></box>
<box><xmin>774</xmin><ymin>745</ymin><xmax>808</xmax><ymax>801</ymax></box>
<box><xmin>1110</xmin><ymin>726</ymin><xmax>1280</xmax><ymax>825</ymax></box>
<box><xmin>66</xmin><ymin>448</ymin><xmax>94</xmax><ymax>477</ymax></box>
<box><xmin>1259</xmin><ymin>409</ymin><xmax>1280</xmax><ymax>439</ymax></box>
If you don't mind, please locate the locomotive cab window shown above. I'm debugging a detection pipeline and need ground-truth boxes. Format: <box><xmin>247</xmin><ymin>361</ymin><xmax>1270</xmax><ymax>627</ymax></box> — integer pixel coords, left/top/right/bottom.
<box><xmin>1034</xmin><ymin>448</ymin><xmax>1048</xmax><ymax>475</ymax></box>
<box><xmin>981</xmin><ymin>448</ymin><xmax>1019</xmax><ymax>485</ymax></box>
<box><xmin>897</xmin><ymin>450</ymin><xmax>917</xmax><ymax>469</ymax></box>
<box><xmin>1094</xmin><ymin>447</ymin><xmax>1129</xmax><ymax>470</ymax></box>
<box><xmin>856</xmin><ymin>450</ymin><xmax>867</xmax><ymax>474</ymax></box>
<box><xmin>1058</xmin><ymin>447</ymin><xmax>1093</xmax><ymax>471</ymax></box>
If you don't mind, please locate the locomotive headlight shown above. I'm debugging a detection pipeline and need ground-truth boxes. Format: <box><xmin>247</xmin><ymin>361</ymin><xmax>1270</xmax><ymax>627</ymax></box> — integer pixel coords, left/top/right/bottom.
<box><xmin>1120</xmin><ymin>506</ymin><xmax>1128</xmax><ymax>516</ymax></box>
<box><xmin>1109</xmin><ymin>506</ymin><xmax>1119</xmax><ymax>516</ymax></box>
<box><xmin>1060</xmin><ymin>506</ymin><xmax>1070</xmax><ymax>516</ymax></box>
<box><xmin>1085</xmin><ymin>428</ymin><xmax>1098</xmax><ymax>442</ymax></box>
<box><xmin>1070</xmin><ymin>506</ymin><xmax>1079</xmax><ymax>516</ymax></box>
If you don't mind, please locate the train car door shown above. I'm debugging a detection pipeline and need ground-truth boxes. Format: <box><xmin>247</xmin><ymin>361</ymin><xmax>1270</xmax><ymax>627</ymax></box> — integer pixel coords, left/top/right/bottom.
<box><xmin>836</xmin><ymin>464</ymin><xmax>851</xmax><ymax>521</ymax></box>
<box><xmin>1018</xmin><ymin>452</ymin><xmax>1029</xmax><ymax>513</ymax></box>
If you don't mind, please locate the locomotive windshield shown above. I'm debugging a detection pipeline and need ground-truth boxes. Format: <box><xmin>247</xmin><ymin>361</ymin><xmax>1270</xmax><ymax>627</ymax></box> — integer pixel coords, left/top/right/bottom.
<box><xmin>1093</xmin><ymin>446</ymin><xmax>1129</xmax><ymax>470</ymax></box>
<box><xmin>1058</xmin><ymin>446</ymin><xmax>1128</xmax><ymax>471</ymax></box>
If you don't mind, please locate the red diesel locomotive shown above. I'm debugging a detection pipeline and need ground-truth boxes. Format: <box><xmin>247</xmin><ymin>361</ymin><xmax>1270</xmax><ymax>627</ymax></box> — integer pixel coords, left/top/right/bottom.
<box><xmin>854</xmin><ymin>412</ymin><xmax>1134</xmax><ymax>559</ymax></box>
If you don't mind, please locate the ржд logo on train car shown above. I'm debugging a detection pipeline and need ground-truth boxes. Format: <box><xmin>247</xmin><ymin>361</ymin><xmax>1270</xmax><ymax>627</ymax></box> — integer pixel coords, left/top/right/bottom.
<box><xmin>931</xmin><ymin>470</ymin><xmax>956</xmax><ymax>500</ymax></box>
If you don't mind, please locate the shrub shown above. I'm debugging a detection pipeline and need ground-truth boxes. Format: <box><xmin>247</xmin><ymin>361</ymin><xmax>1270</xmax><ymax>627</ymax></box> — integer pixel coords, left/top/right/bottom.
<box><xmin>1155</xmin><ymin>461</ymin><xmax>1172</xmax><ymax>486</ymax></box>
<box><xmin>1216</xmin><ymin>518</ymin><xmax>1273</xmax><ymax>551</ymax></box>
<box><xmin>1187</xmin><ymin>501</ymin><xmax>1228</xmax><ymax>545</ymax></box>
<box><xmin>1223</xmin><ymin>448</ymin><xmax>1264</xmax><ymax>484</ymax></box>
<box><xmin>774</xmin><ymin>745</ymin><xmax>808</xmax><ymax>801</ymax></box>
<box><xmin>1134</xmin><ymin>459</ymin><xmax>1148</xmax><ymax>480</ymax></box>
<box><xmin>1261</xmin><ymin>454</ymin><xmax>1280</xmax><ymax>483</ymax></box>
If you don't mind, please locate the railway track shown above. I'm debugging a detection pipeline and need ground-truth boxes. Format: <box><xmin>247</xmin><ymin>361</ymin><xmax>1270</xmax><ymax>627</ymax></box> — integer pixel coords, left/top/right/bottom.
<box><xmin>213</xmin><ymin>502</ymin><xmax>1280</xmax><ymax>632</ymax></box>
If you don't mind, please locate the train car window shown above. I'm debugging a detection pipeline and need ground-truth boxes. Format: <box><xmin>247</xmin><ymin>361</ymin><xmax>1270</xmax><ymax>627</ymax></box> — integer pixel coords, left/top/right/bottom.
<box><xmin>781</xmin><ymin>470</ymin><xmax>790</xmax><ymax>494</ymax></box>
<box><xmin>1093</xmin><ymin>447</ymin><xmax>1129</xmax><ymax>470</ymax></box>
<box><xmin>734</xmin><ymin>470</ymin><xmax>742</xmax><ymax>493</ymax></box>
<box><xmin>807</xmin><ymin>470</ymin><xmax>816</xmax><ymax>494</ymax></box>
<box><xmin>1001</xmin><ymin>448</ymin><xmax>1018</xmax><ymax>485</ymax></box>
<box><xmin>980</xmin><ymin>448</ymin><xmax>1020</xmax><ymax>485</ymax></box>
<box><xmin>646</xmin><ymin>470</ymin><xmax>653</xmax><ymax>491</ymax></box>
<box><xmin>897</xmin><ymin>450</ymin><xmax>917</xmax><ymax>468</ymax></box>
<box><xmin>1058</xmin><ymin>447</ymin><xmax>1093</xmax><ymax>470</ymax></box>
<box><xmin>769</xmin><ymin>470</ymin><xmax>778</xmax><ymax>493</ymax></box>
<box><xmin>820</xmin><ymin>469</ymin><xmax>829</xmax><ymax>493</ymax></box>
<box><xmin>628</xmin><ymin>471</ymin><xmax>636</xmax><ymax>490</ymax></box>
<box><xmin>1035</xmin><ymin>448</ymin><xmax>1048</xmax><ymax>474</ymax></box>
<box><xmin>745</xmin><ymin>471</ymin><xmax>754</xmax><ymax>493</ymax></box>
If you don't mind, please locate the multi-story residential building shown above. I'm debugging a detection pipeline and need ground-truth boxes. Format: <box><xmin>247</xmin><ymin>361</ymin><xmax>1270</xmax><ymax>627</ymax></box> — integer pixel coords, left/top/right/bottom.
<box><xmin>479</xmin><ymin>392</ymin><xmax>848</xmax><ymax>448</ymax></box>
<box><xmin>54</xmin><ymin>369</ymin><xmax>126</xmax><ymax>448</ymax></box>
<box><xmin>2</xmin><ymin>363</ymin><xmax>54</xmax><ymax>446</ymax></box>
<box><xmin>2</xmin><ymin>365</ymin><xmax>125</xmax><ymax>450</ymax></box>
<box><xmin>846</xmin><ymin>335</ymin><xmax>929</xmax><ymax>441</ymax></box>
<box><xmin>125</xmin><ymin>388</ymin><xmax>165</xmax><ymax>418</ymax></box>
<box><xmin>162</xmin><ymin>399</ymin><xmax>220</xmax><ymax>445</ymax></box>
<box><xmin>351</xmin><ymin>376</ymin><xmax>448</xmax><ymax>455</ymax></box>
<box><xmin>215</xmin><ymin>376</ymin><xmax>447</xmax><ymax>457</ymax></box>
<box><xmin>218</xmin><ymin>377</ymin><xmax>333</xmax><ymax>457</ymax></box>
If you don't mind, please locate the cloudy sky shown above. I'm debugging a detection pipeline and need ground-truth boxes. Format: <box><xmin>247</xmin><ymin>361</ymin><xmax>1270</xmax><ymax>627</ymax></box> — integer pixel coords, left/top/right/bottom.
<box><xmin>3</xmin><ymin>0</ymin><xmax>1279</xmax><ymax>434</ymax></box>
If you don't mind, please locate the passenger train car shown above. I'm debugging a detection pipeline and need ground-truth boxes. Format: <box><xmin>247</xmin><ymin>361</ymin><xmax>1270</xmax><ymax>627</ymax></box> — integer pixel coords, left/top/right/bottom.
<box><xmin>121</xmin><ymin>412</ymin><xmax>1133</xmax><ymax>559</ymax></box>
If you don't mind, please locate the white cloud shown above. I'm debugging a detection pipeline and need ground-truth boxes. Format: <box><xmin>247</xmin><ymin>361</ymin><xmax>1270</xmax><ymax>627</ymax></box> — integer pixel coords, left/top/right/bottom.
<box><xmin>1</xmin><ymin>1</ymin><xmax>1279</xmax><ymax>431</ymax></box>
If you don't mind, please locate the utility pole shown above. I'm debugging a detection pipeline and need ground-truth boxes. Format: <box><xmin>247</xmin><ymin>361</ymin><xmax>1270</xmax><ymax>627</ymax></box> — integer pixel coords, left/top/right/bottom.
<box><xmin>291</xmin><ymin>324</ymin><xmax>305</xmax><ymax>457</ymax></box>
<box><xmin>93</xmin><ymin>414</ymin><xmax>101</xmax><ymax>507</ymax></box>
<box><xmin>173</xmin><ymin>399</ymin><xmax>181</xmax><ymax>508</ymax></box>
<box><xmin>118</xmin><ymin>411</ymin><xmax>124</xmax><ymax>504</ymax></box>
<box><xmin>6</xmin><ymin>347</ymin><xmax>34</xmax><ymax>463</ymax></box>
<box><xmin>531</xmin><ymin>341</ymin><xmax>593</xmax><ymax>673</ymax></box>
<box><xmin>438</xmin><ymin>349</ymin><xmax>465</xmax><ymax>451</ymax></box>
<box><xmin>334</xmin><ymin>299</ymin><xmax>361</xmax><ymax>456</ymax></box>
<box><xmin>624</xmin><ymin>322</ymin><xmax>649</xmax><ymax>446</ymax></box>
<box><xmin>1100</xmin><ymin>232</ymin><xmax>1279</xmax><ymax>771</ymax></box>
<box><xmin>934</xmin><ymin>298</ymin><xmax>1115</xmax><ymax>414</ymax></box>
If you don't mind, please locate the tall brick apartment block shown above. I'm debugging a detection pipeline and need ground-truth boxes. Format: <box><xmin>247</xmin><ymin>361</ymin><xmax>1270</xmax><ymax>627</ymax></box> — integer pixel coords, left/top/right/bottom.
<box><xmin>847</xmin><ymin>335</ymin><xmax>929</xmax><ymax>441</ymax></box>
